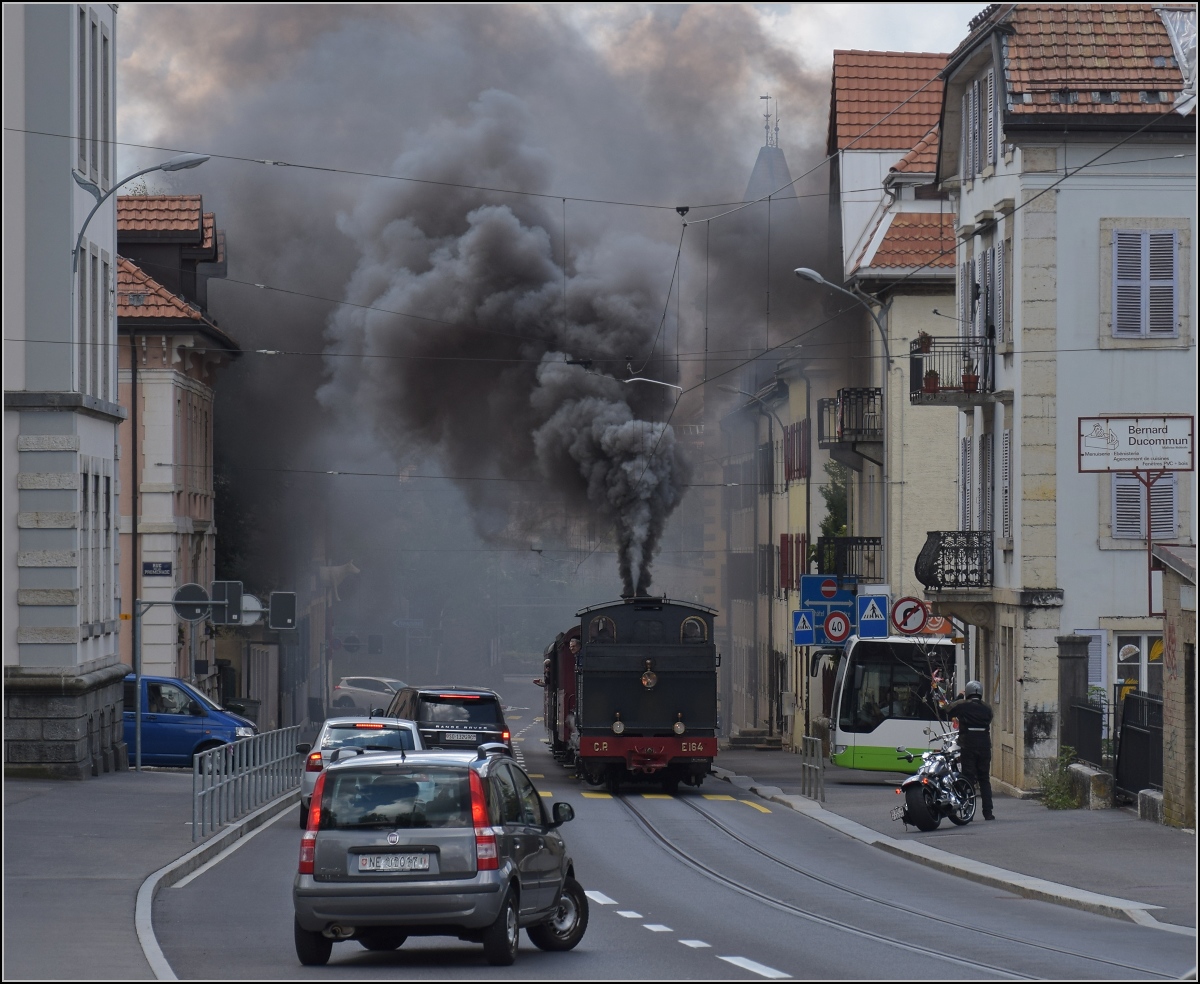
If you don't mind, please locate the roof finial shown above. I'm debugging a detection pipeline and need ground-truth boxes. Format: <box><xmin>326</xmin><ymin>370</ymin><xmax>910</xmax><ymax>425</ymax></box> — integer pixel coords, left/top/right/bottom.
<box><xmin>760</xmin><ymin>95</ymin><xmax>779</xmax><ymax>148</ymax></box>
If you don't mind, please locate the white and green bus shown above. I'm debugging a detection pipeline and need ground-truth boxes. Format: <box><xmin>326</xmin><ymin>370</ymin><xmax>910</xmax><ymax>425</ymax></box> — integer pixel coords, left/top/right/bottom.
<box><xmin>829</xmin><ymin>634</ymin><xmax>959</xmax><ymax>773</ymax></box>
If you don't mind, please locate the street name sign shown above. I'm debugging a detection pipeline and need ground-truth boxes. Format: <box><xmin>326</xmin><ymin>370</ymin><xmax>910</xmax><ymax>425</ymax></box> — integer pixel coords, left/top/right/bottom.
<box><xmin>1078</xmin><ymin>416</ymin><xmax>1194</xmax><ymax>472</ymax></box>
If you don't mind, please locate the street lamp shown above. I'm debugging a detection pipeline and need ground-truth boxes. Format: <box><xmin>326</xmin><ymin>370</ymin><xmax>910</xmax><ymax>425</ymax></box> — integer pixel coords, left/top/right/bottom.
<box><xmin>794</xmin><ymin>266</ymin><xmax>892</xmax><ymax>591</ymax></box>
<box><xmin>72</xmin><ymin>152</ymin><xmax>210</xmax><ymax>271</ymax></box>
<box><xmin>623</xmin><ymin>377</ymin><xmax>683</xmax><ymax>396</ymax></box>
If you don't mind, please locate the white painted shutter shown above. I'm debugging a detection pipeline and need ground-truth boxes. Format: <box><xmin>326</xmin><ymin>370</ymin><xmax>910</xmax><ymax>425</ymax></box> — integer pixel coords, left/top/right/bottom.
<box><xmin>1147</xmin><ymin>231</ymin><xmax>1178</xmax><ymax>337</ymax></box>
<box><xmin>985</xmin><ymin>69</ymin><xmax>996</xmax><ymax>167</ymax></box>
<box><xmin>959</xmin><ymin>260</ymin><xmax>970</xmax><ymax>336</ymax></box>
<box><xmin>971</xmin><ymin>80</ymin><xmax>980</xmax><ymax>176</ymax></box>
<box><xmin>977</xmin><ymin>252</ymin><xmax>988</xmax><ymax>338</ymax></box>
<box><xmin>1112</xmin><ymin>472</ymin><xmax>1145</xmax><ymax>538</ymax></box>
<box><xmin>1001</xmin><ymin>429</ymin><xmax>1012</xmax><ymax>539</ymax></box>
<box><xmin>961</xmin><ymin>92</ymin><xmax>969</xmax><ymax>180</ymax></box>
<box><xmin>969</xmin><ymin>257</ymin><xmax>979</xmax><ymax>338</ymax></box>
<box><xmin>979</xmin><ymin>433</ymin><xmax>994</xmax><ymax>531</ymax></box>
<box><xmin>996</xmin><ymin>240</ymin><xmax>1006</xmax><ymax>343</ymax></box>
<box><xmin>1075</xmin><ymin>629</ymin><xmax>1106</xmax><ymax>689</ymax></box>
<box><xmin>1150</xmin><ymin>472</ymin><xmax>1178</xmax><ymax>539</ymax></box>
<box><xmin>961</xmin><ymin>436</ymin><xmax>973</xmax><ymax>530</ymax></box>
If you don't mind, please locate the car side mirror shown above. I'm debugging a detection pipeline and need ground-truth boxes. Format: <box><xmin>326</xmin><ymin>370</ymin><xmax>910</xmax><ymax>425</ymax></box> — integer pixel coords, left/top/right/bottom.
<box><xmin>550</xmin><ymin>801</ymin><xmax>575</xmax><ymax>827</ymax></box>
<box><xmin>296</xmin><ymin>742</ymin><xmax>312</xmax><ymax>755</ymax></box>
<box><xmin>188</xmin><ymin>700</ymin><xmax>205</xmax><ymax>716</ymax></box>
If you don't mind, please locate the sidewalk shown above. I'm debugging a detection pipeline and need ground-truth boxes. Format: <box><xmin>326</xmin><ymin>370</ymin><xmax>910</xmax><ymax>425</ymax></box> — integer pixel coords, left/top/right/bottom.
<box><xmin>713</xmin><ymin>746</ymin><xmax>1197</xmax><ymax>932</ymax></box>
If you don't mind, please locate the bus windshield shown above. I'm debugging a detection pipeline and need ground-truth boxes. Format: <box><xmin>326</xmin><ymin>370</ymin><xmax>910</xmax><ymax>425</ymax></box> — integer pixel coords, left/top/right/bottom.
<box><xmin>837</xmin><ymin>641</ymin><xmax>955</xmax><ymax>734</ymax></box>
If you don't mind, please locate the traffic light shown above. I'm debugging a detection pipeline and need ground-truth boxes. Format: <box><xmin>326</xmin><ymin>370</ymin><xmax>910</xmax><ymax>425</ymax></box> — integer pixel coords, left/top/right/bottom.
<box><xmin>210</xmin><ymin>581</ymin><xmax>243</xmax><ymax>625</ymax></box>
<box><xmin>269</xmin><ymin>591</ymin><xmax>296</xmax><ymax>630</ymax></box>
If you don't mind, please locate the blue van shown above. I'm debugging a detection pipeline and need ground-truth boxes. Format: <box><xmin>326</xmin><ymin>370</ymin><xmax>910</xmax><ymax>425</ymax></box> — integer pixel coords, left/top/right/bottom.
<box><xmin>123</xmin><ymin>674</ymin><xmax>258</xmax><ymax>767</ymax></box>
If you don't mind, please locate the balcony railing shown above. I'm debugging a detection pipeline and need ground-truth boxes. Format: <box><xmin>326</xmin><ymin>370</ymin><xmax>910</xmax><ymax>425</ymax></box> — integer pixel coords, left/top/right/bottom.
<box><xmin>914</xmin><ymin>530</ymin><xmax>994</xmax><ymax>589</ymax></box>
<box><xmin>909</xmin><ymin>336</ymin><xmax>995</xmax><ymax>404</ymax></box>
<box><xmin>817</xmin><ymin>388</ymin><xmax>883</xmax><ymax>447</ymax></box>
<box><xmin>816</xmin><ymin>536</ymin><xmax>882</xmax><ymax>581</ymax></box>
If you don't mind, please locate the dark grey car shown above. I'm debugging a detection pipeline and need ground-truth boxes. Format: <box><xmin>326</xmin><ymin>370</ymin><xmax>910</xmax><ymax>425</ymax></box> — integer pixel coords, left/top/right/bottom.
<box><xmin>292</xmin><ymin>748</ymin><xmax>587</xmax><ymax>967</ymax></box>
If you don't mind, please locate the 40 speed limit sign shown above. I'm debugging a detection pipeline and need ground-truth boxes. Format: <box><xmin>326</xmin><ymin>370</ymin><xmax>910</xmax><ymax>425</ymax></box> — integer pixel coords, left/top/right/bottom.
<box><xmin>823</xmin><ymin>611</ymin><xmax>852</xmax><ymax>643</ymax></box>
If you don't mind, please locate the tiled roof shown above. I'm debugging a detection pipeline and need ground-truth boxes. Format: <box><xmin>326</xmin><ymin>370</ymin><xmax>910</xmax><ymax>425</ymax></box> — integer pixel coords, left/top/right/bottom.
<box><xmin>955</xmin><ymin>3</ymin><xmax>1192</xmax><ymax>116</ymax></box>
<box><xmin>829</xmin><ymin>51</ymin><xmax>948</xmax><ymax>153</ymax></box>
<box><xmin>117</xmin><ymin>195</ymin><xmax>204</xmax><ymax>238</ymax></box>
<box><xmin>201</xmin><ymin>213</ymin><xmax>215</xmax><ymax>250</ymax></box>
<box><xmin>891</xmin><ymin>125</ymin><xmax>940</xmax><ymax>174</ymax></box>
<box><xmin>116</xmin><ymin>257</ymin><xmax>204</xmax><ymax>322</ymax></box>
<box><xmin>855</xmin><ymin>211</ymin><xmax>956</xmax><ymax>273</ymax></box>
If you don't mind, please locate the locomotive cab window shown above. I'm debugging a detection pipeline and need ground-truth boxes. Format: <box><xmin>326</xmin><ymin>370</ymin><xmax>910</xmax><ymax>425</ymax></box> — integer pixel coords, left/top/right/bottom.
<box><xmin>589</xmin><ymin>616</ymin><xmax>616</xmax><ymax>643</ymax></box>
<box><xmin>680</xmin><ymin>617</ymin><xmax>707</xmax><ymax>643</ymax></box>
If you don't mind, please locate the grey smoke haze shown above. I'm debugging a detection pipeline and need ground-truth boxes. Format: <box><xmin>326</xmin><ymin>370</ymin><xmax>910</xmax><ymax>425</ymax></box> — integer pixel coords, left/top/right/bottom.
<box><xmin>118</xmin><ymin>4</ymin><xmax>830</xmax><ymax>600</ymax></box>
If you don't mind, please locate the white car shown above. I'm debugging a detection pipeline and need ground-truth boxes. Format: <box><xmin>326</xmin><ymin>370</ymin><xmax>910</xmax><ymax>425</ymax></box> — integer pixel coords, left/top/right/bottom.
<box><xmin>296</xmin><ymin>717</ymin><xmax>422</xmax><ymax>826</ymax></box>
<box><xmin>331</xmin><ymin>676</ymin><xmax>407</xmax><ymax>711</ymax></box>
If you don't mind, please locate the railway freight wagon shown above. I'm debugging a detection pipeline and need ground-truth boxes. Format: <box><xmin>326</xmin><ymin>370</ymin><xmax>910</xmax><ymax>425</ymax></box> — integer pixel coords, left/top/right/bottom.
<box><xmin>544</xmin><ymin>597</ymin><xmax>719</xmax><ymax>794</ymax></box>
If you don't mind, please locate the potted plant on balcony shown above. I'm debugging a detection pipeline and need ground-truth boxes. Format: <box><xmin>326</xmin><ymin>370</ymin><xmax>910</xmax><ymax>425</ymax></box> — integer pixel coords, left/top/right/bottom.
<box><xmin>961</xmin><ymin>351</ymin><xmax>979</xmax><ymax>394</ymax></box>
<box><xmin>922</xmin><ymin>368</ymin><xmax>940</xmax><ymax>393</ymax></box>
<box><xmin>916</xmin><ymin>330</ymin><xmax>933</xmax><ymax>353</ymax></box>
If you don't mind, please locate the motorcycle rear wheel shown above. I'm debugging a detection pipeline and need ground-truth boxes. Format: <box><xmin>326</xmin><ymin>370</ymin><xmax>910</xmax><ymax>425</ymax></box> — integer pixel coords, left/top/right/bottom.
<box><xmin>948</xmin><ymin>776</ymin><xmax>976</xmax><ymax>825</ymax></box>
<box><xmin>904</xmin><ymin>783</ymin><xmax>941</xmax><ymax>831</ymax></box>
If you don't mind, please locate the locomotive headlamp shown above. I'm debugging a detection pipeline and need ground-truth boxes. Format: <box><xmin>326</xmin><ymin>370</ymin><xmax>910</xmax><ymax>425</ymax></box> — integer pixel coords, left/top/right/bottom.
<box><xmin>640</xmin><ymin>659</ymin><xmax>658</xmax><ymax>691</ymax></box>
<box><xmin>612</xmin><ymin>712</ymin><xmax>625</xmax><ymax>735</ymax></box>
<box><xmin>672</xmin><ymin>713</ymin><xmax>686</xmax><ymax>735</ymax></box>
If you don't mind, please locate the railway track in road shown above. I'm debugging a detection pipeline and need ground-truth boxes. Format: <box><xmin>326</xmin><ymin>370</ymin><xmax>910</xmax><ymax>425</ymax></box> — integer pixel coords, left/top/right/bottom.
<box><xmin>617</xmin><ymin>793</ymin><xmax>1181</xmax><ymax>981</ymax></box>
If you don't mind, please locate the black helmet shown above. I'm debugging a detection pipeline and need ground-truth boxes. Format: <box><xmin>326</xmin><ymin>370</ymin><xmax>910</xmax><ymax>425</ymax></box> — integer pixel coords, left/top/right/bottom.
<box><xmin>965</xmin><ymin>680</ymin><xmax>983</xmax><ymax>698</ymax></box>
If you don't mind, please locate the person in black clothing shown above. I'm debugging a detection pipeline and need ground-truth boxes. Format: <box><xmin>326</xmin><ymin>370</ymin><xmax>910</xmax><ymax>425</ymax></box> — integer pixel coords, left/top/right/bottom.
<box><xmin>943</xmin><ymin>679</ymin><xmax>995</xmax><ymax>821</ymax></box>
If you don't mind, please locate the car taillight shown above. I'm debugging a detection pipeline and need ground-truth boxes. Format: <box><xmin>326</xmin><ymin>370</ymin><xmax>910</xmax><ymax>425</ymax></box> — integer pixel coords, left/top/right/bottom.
<box><xmin>307</xmin><ymin>773</ymin><xmax>326</xmax><ymax>830</ymax></box>
<box><xmin>305</xmin><ymin>751</ymin><xmax>324</xmax><ymax>773</ymax></box>
<box><xmin>469</xmin><ymin>771</ymin><xmax>498</xmax><ymax>871</ymax></box>
<box><xmin>501</xmin><ymin>731</ymin><xmax>510</xmax><ymax>742</ymax></box>
<box><xmin>299</xmin><ymin>773</ymin><xmax>326</xmax><ymax>874</ymax></box>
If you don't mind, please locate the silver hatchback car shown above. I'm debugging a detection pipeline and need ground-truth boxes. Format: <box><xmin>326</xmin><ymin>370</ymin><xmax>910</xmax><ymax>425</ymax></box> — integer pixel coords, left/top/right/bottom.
<box><xmin>293</xmin><ymin>748</ymin><xmax>587</xmax><ymax>967</ymax></box>
<box><xmin>296</xmin><ymin>718</ymin><xmax>422</xmax><ymax>826</ymax></box>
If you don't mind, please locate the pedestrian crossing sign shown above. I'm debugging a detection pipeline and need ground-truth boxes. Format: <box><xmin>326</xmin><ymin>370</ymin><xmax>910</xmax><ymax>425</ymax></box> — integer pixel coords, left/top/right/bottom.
<box><xmin>856</xmin><ymin>594</ymin><xmax>889</xmax><ymax>638</ymax></box>
<box><xmin>792</xmin><ymin>609</ymin><xmax>816</xmax><ymax>646</ymax></box>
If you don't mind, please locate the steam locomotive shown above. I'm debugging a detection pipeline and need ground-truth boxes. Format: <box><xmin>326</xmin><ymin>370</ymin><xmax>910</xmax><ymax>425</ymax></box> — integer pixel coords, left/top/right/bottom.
<box><xmin>541</xmin><ymin>597</ymin><xmax>719</xmax><ymax>794</ymax></box>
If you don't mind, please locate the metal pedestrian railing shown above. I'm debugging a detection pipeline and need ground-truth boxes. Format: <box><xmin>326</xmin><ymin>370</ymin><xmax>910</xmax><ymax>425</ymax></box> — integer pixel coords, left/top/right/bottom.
<box><xmin>799</xmin><ymin>735</ymin><xmax>825</xmax><ymax>802</ymax></box>
<box><xmin>193</xmin><ymin>726</ymin><xmax>303</xmax><ymax>841</ymax></box>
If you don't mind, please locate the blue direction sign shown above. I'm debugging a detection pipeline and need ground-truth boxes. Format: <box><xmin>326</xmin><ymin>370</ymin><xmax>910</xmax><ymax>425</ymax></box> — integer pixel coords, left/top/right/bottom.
<box><xmin>800</xmin><ymin>575</ymin><xmax>858</xmax><ymax>646</ymax></box>
<box><xmin>857</xmin><ymin>594</ymin><xmax>890</xmax><ymax>639</ymax></box>
<box><xmin>792</xmin><ymin>610</ymin><xmax>816</xmax><ymax>646</ymax></box>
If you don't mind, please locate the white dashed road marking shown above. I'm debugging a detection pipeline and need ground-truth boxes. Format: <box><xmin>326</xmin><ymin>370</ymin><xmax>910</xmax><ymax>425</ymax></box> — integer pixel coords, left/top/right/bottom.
<box><xmin>680</xmin><ymin>940</ymin><xmax>711</xmax><ymax>948</ymax></box>
<box><xmin>644</xmin><ymin>924</ymin><xmax>672</xmax><ymax>932</ymax></box>
<box><xmin>617</xmin><ymin>910</ymin><xmax>643</xmax><ymax>919</ymax></box>
<box><xmin>585</xmin><ymin>891</ymin><xmax>617</xmax><ymax>905</ymax></box>
<box><xmin>718</xmin><ymin>956</ymin><xmax>791</xmax><ymax>979</ymax></box>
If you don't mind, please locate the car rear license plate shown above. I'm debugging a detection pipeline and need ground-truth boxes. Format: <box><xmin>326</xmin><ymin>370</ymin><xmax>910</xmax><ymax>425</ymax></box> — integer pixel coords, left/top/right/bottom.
<box><xmin>891</xmin><ymin>806</ymin><xmax>905</xmax><ymax>822</ymax></box>
<box><xmin>358</xmin><ymin>853</ymin><xmax>430</xmax><ymax>872</ymax></box>
<box><xmin>444</xmin><ymin>731</ymin><xmax>476</xmax><ymax>742</ymax></box>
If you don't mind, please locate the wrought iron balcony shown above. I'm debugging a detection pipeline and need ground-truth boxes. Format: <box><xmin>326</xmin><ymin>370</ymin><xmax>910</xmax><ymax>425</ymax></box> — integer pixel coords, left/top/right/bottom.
<box><xmin>817</xmin><ymin>388</ymin><xmax>883</xmax><ymax>468</ymax></box>
<box><xmin>816</xmin><ymin>536</ymin><xmax>883</xmax><ymax>581</ymax></box>
<box><xmin>914</xmin><ymin>530</ymin><xmax>994</xmax><ymax>590</ymax></box>
<box><xmin>909</xmin><ymin>335</ymin><xmax>996</xmax><ymax>406</ymax></box>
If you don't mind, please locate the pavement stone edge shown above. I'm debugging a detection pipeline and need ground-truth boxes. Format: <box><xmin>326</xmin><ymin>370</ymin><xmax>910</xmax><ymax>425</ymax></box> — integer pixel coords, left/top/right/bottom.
<box><xmin>711</xmin><ymin>766</ymin><xmax>1195</xmax><ymax>937</ymax></box>
<box><xmin>135</xmin><ymin>789</ymin><xmax>300</xmax><ymax>981</ymax></box>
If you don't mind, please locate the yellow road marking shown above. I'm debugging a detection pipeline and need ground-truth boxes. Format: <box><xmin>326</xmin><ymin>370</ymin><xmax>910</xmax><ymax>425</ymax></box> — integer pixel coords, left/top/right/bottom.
<box><xmin>527</xmin><ymin>773</ymin><xmax>544</xmax><ymax>778</ymax></box>
<box><xmin>508</xmin><ymin>716</ymin><xmax>522</xmax><ymax>721</ymax></box>
<box><xmin>539</xmin><ymin>791</ymin><xmax>553</xmax><ymax>797</ymax></box>
<box><xmin>703</xmin><ymin>794</ymin><xmax>736</xmax><ymax>801</ymax></box>
<box><xmin>642</xmin><ymin>793</ymin><xmax>673</xmax><ymax>800</ymax></box>
<box><xmin>581</xmin><ymin>791</ymin><xmax>611</xmax><ymax>799</ymax></box>
<box><xmin>534</xmin><ymin>716</ymin><xmax>543</xmax><ymax>722</ymax></box>
<box><xmin>738</xmin><ymin>799</ymin><xmax>772</xmax><ymax>813</ymax></box>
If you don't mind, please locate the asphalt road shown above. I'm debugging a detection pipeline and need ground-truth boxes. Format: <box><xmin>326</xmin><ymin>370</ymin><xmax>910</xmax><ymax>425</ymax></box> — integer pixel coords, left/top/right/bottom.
<box><xmin>152</xmin><ymin>679</ymin><xmax>1196</xmax><ymax>980</ymax></box>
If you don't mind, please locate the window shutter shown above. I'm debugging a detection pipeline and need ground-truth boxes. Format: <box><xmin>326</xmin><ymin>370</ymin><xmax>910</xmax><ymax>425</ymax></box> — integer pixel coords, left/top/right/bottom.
<box><xmin>1150</xmin><ymin>472</ymin><xmax>1178</xmax><ymax>539</ymax></box>
<box><xmin>961</xmin><ymin>436</ymin><xmax>972</xmax><ymax>530</ymax></box>
<box><xmin>1112</xmin><ymin>472</ymin><xmax>1145</xmax><ymax>538</ymax></box>
<box><xmin>979</xmin><ymin>433</ymin><xmax>994</xmax><ymax>531</ymax></box>
<box><xmin>1113</xmin><ymin>231</ymin><xmax>1145</xmax><ymax>337</ymax></box>
<box><xmin>961</xmin><ymin>92</ymin><xmax>969</xmax><ymax>179</ymax></box>
<box><xmin>1001</xmin><ymin>429</ymin><xmax>1012</xmax><ymax>539</ymax></box>
<box><xmin>959</xmin><ymin>260</ymin><xmax>969</xmax><ymax>335</ymax></box>
<box><xmin>985</xmin><ymin>69</ymin><xmax>996</xmax><ymax>167</ymax></box>
<box><xmin>970</xmin><ymin>257</ymin><xmax>979</xmax><ymax>338</ymax></box>
<box><xmin>971</xmin><ymin>80</ymin><xmax>981</xmax><ymax>176</ymax></box>
<box><xmin>1147</xmin><ymin>231</ymin><xmax>1178</xmax><ymax>337</ymax></box>
<box><xmin>1075</xmin><ymin>629</ymin><xmax>1106</xmax><ymax>688</ymax></box>
<box><xmin>996</xmin><ymin>240</ymin><xmax>1006</xmax><ymax>343</ymax></box>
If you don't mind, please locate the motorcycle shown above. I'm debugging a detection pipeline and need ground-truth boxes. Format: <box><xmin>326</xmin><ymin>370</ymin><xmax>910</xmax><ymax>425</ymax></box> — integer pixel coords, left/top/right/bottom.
<box><xmin>890</xmin><ymin>729</ymin><xmax>976</xmax><ymax>831</ymax></box>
